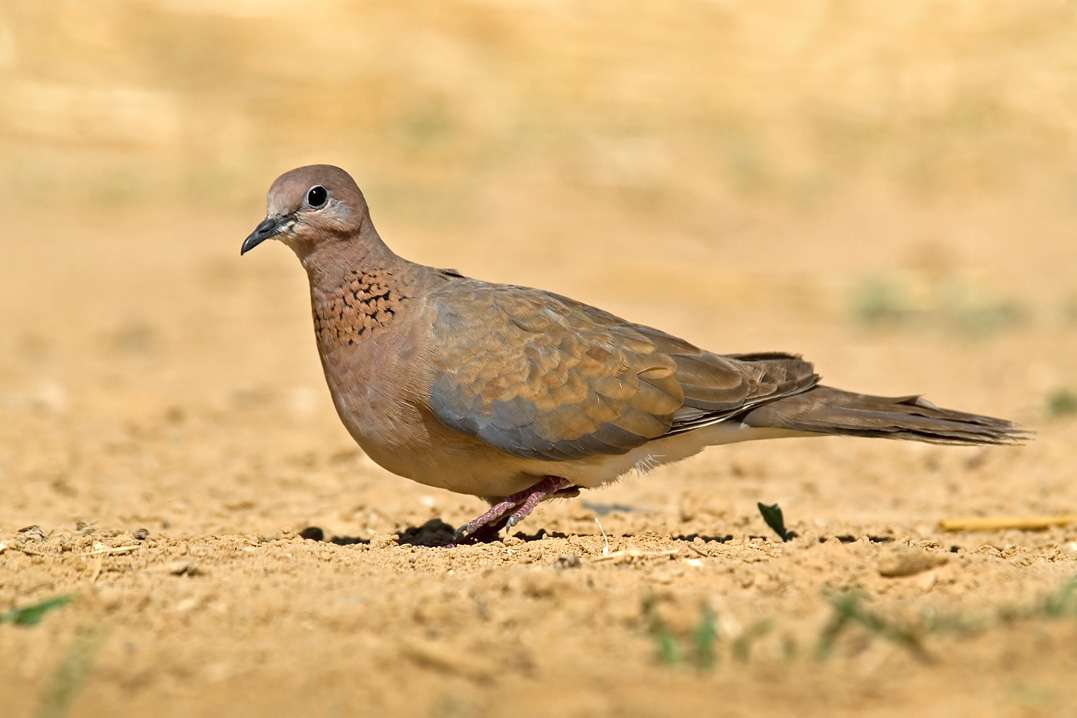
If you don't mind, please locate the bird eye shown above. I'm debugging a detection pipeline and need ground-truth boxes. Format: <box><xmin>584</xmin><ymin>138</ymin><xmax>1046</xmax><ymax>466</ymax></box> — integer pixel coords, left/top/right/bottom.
<box><xmin>306</xmin><ymin>185</ymin><xmax>328</xmax><ymax>208</ymax></box>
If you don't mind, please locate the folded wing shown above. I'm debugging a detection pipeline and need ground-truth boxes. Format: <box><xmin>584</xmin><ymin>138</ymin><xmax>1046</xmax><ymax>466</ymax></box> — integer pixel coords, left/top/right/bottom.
<box><xmin>427</xmin><ymin>283</ymin><xmax>818</xmax><ymax>460</ymax></box>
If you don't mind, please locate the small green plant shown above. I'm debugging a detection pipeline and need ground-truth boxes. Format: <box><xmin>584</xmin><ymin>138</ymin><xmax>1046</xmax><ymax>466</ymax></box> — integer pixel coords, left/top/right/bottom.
<box><xmin>816</xmin><ymin>578</ymin><xmax>1077</xmax><ymax>662</ymax></box>
<box><xmin>850</xmin><ymin>276</ymin><xmax>1027</xmax><ymax>338</ymax></box>
<box><xmin>757</xmin><ymin>502</ymin><xmax>797</xmax><ymax>542</ymax></box>
<box><xmin>732</xmin><ymin>620</ymin><xmax>774</xmax><ymax>662</ymax></box>
<box><xmin>641</xmin><ymin>595</ymin><xmax>680</xmax><ymax>665</ymax></box>
<box><xmin>1041</xmin><ymin>577</ymin><xmax>1077</xmax><ymax>617</ymax></box>
<box><xmin>642</xmin><ymin>598</ymin><xmax>719</xmax><ymax>670</ymax></box>
<box><xmin>1046</xmin><ymin>388</ymin><xmax>1077</xmax><ymax>418</ymax></box>
<box><xmin>0</xmin><ymin>595</ymin><xmax>73</xmax><ymax>627</ymax></box>
<box><xmin>35</xmin><ymin>627</ymin><xmax>104</xmax><ymax>718</ymax></box>
<box><xmin>851</xmin><ymin>277</ymin><xmax>913</xmax><ymax>326</ymax></box>
<box><xmin>638</xmin><ymin>577</ymin><xmax>1077</xmax><ymax>671</ymax></box>
<box><xmin>691</xmin><ymin>607</ymin><xmax>718</xmax><ymax>669</ymax></box>
<box><xmin>816</xmin><ymin>591</ymin><xmax>931</xmax><ymax>662</ymax></box>
<box><xmin>998</xmin><ymin>577</ymin><xmax>1077</xmax><ymax>622</ymax></box>
<box><xmin>938</xmin><ymin>282</ymin><xmax>1026</xmax><ymax>338</ymax></box>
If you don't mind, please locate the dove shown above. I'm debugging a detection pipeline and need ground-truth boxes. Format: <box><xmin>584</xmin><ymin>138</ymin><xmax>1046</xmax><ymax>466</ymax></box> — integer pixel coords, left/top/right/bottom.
<box><xmin>241</xmin><ymin>165</ymin><xmax>1024</xmax><ymax>541</ymax></box>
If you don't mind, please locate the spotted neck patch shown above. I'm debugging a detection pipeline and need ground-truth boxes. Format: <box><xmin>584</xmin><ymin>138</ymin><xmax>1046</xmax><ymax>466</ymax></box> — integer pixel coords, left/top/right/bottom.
<box><xmin>313</xmin><ymin>268</ymin><xmax>408</xmax><ymax>347</ymax></box>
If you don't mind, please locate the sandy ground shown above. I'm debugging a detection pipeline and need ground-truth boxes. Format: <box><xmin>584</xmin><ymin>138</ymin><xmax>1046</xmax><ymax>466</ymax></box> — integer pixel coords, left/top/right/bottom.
<box><xmin>3</xmin><ymin>2</ymin><xmax>1077</xmax><ymax>717</ymax></box>
<box><xmin>2</xmin><ymin>202</ymin><xmax>1075</xmax><ymax>718</ymax></box>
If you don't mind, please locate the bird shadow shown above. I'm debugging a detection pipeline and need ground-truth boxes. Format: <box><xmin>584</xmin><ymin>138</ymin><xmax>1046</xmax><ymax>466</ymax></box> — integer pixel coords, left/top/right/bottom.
<box><xmin>510</xmin><ymin>528</ymin><xmax>570</xmax><ymax>542</ymax></box>
<box><xmin>671</xmin><ymin>533</ymin><xmax>735</xmax><ymax>544</ymax></box>
<box><xmin>394</xmin><ymin>519</ymin><xmax>570</xmax><ymax>548</ymax></box>
<box><xmin>297</xmin><ymin>526</ymin><xmax>369</xmax><ymax>545</ymax></box>
<box><xmin>396</xmin><ymin>519</ymin><xmax>459</xmax><ymax>547</ymax></box>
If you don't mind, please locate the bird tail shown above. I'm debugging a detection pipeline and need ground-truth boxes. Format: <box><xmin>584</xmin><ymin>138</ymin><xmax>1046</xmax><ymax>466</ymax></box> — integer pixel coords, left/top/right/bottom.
<box><xmin>740</xmin><ymin>385</ymin><xmax>1028</xmax><ymax>446</ymax></box>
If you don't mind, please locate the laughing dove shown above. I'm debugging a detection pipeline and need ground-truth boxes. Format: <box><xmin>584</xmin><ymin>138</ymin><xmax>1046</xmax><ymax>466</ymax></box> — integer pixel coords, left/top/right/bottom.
<box><xmin>241</xmin><ymin>165</ymin><xmax>1024</xmax><ymax>540</ymax></box>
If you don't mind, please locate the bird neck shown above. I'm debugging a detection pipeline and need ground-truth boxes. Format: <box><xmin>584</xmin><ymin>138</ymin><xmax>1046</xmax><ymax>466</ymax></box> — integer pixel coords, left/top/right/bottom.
<box><xmin>302</xmin><ymin>221</ymin><xmax>428</xmax><ymax>354</ymax></box>
<box><xmin>299</xmin><ymin>220</ymin><xmax>404</xmax><ymax>293</ymax></box>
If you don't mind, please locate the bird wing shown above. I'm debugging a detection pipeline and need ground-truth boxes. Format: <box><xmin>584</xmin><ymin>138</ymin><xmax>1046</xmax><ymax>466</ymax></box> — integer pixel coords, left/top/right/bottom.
<box><xmin>426</xmin><ymin>282</ymin><xmax>819</xmax><ymax>461</ymax></box>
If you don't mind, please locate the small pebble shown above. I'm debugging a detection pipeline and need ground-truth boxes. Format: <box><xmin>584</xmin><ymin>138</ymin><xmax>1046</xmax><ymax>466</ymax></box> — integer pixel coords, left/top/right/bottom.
<box><xmin>555</xmin><ymin>553</ymin><xmax>581</xmax><ymax>569</ymax></box>
<box><xmin>878</xmin><ymin>547</ymin><xmax>948</xmax><ymax>577</ymax></box>
<box><xmin>163</xmin><ymin>560</ymin><xmax>199</xmax><ymax>576</ymax></box>
<box><xmin>132</xmin><ymin>528</ymin><xmax>150</xmax><ymax>541</ymax></box>
<box><xmin>917</xmin><ymin>572</ymin><xmax>938</xmax><ymax>591</ymax></box>
<box><xmin>521</xmin><ymin>572</ymin><xmax>557</xmax><ymax>598</ymax></box>
<box><xmin>18</xmin><ymin>525</ymin><xmax>47</xmax><ymax>542</ymax></box>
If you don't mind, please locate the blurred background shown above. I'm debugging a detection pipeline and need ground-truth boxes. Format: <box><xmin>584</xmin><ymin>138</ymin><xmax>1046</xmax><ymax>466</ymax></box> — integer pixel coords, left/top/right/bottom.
<box><xmin>2</xmin><ymin>0</ymin><xmax>1076</xmax><ymax>524</ymax></box>
<box><xmin>3</xmin><ymin>4</ymin><xmax>1077</xmax><ymax>716</ymax></box>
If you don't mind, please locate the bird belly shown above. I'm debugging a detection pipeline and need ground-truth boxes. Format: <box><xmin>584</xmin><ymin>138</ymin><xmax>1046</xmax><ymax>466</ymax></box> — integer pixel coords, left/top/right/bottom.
<box><xmin>344</xmin><ymin>402</ymin><xmax>804</xmax><ymax>499</ymax></box>
<box><xmin>561</xmin><ymin>422</ymin><xmax>807</xmax><ymax>489</ymax></box>
<box><xmin>341</xmin><ymin>406</ymin><xmax>561</xmax><ymax>498</ymax></box>
<box><xmin>358</xmin><ymin>437</ymin><xmax>561</xmax><ymax>498</ymax></box>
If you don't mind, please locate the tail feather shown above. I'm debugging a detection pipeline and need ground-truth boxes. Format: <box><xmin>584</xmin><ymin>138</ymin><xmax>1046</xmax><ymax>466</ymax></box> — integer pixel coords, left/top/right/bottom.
<box><xmin>740</xmin><ymin>386</ymin><xmax>1028</xmax><ymax>446</ymax></box>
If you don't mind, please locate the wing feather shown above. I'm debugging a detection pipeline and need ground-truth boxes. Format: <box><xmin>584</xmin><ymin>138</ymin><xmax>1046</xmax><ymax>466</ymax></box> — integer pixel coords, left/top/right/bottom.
<box><xmin>427</xmin><ymin>283</ymin><xmax>817</xmax><ymax>460</ymax></box>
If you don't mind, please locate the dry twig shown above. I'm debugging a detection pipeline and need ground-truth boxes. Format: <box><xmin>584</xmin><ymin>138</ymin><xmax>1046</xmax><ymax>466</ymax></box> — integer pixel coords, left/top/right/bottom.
<box><xmin>939</xmin><ymin>515</ymin><xmax>1076</xmax><ymax>532</ymax></box>
<box><xmin>79</xmin><ymin>544</ymin><xmax>141</xmax><ymax>557</ymax></box>
<box><xmin>592</xmin><ymin>548</ymin><xmax>679</xmax><ymax>563</ymax></box>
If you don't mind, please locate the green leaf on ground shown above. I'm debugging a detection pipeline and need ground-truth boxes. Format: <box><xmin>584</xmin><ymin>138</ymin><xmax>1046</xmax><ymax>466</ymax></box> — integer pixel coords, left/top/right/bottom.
<box><xmin>1</xmin><ymin>595</ymin><xmax>73</xmax><ymax>627</ymax></box>
<box><xmin>757</xmin><ymin>502</ymin><xmax>797</xmax><ymax>542</ymax></box>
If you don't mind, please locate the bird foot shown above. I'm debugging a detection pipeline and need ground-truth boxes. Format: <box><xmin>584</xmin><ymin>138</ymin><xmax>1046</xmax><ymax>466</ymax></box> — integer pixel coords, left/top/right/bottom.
<box><xmin>455</xmin><ymin>476</ymin><xmax>573</xmax><ymax>542</ymax></box>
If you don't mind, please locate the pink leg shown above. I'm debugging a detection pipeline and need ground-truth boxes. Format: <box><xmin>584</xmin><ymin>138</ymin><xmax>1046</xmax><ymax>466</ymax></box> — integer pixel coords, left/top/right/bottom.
<box><xmin>454</xmin><ymin>497</ymin><xmax>519</xmax><ymax>540</ymax></box>
<box><xmin>455</xmin><ymin>476</ymin><xmax>572</xmax><ymax>541</ymax></box>
<box><xmin>505</xmin><ymin>479</ymin><xmax>571</xmax><ymax>529</ymax></box>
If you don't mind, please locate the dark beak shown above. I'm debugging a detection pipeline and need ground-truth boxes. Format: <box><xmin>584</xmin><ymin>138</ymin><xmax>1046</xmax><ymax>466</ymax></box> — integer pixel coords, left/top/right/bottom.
<box><xmin>241</xmin><ymin>216</ymin><xmax>284</xmax><ymax>255</ymax></box>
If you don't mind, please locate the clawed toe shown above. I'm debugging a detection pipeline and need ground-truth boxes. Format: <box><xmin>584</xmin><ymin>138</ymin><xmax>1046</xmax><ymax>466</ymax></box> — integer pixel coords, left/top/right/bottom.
<box><xmin>455</xmin><ymin>476</ymin><xmax>573</xmax><ymax>542</ymax></box>
<box><xmin>453</xmin><ymin>498</ymin><xmax>515</xmax><ymax>541</ymax></box>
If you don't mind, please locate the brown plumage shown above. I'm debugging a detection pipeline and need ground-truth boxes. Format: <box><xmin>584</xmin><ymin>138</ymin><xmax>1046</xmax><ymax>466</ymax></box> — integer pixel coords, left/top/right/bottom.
<box><xmin>241</xmin><ymin>164</ymin><xmax>1026</xmax><ymax>540</ymax></box>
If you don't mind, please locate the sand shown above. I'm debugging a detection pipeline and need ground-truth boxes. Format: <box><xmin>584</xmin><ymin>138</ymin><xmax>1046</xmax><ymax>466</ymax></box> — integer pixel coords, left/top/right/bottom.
<box><xmin>2</xmin><ymin>2</ymin><xmax>1076</xmax><ymax>716</ymax></box>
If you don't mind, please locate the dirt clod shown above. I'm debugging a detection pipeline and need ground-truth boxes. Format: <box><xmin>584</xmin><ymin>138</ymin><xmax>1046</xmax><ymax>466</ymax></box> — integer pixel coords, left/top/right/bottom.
<box><xmin>878</xmin><ymin>547</ymin><xmax>949</xmax><ymax>577</ymax></box>
<box><xmin>298</xmin><ymin>526</ymin><xmax>325</xmax><ymax>541</ymax></box>
<box><xmin>160</xmin><ymin>561</ymin><xmax>200</xmax><ymax>577</ymax></box>
<box><xmin>17</xmin><ymin>525</ymin><xmax>47</xmax><ymax>542</ymax></box>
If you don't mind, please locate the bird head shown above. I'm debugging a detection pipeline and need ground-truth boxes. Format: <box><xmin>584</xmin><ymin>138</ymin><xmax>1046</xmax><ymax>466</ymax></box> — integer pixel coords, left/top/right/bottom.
<box><xmin>241</xmin><ymin>164</ymin><xmax>370</xmax><ymax>258</ymax></box>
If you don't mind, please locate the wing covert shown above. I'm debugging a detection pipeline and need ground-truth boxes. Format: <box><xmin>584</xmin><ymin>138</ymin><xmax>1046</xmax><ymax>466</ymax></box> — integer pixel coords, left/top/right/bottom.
<box><xmin>426</xmin><ymin>283</ymin><xmax>818</xmax><ymax>460</ymax></box>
